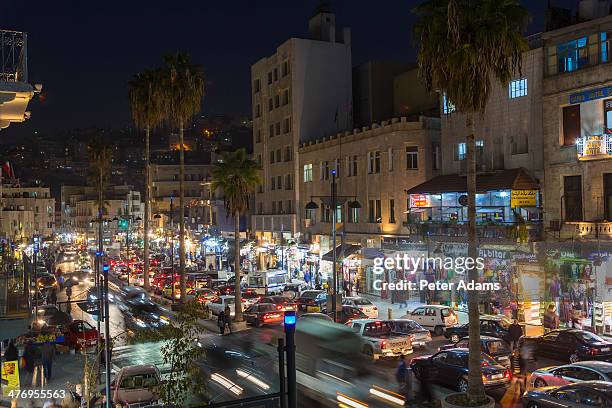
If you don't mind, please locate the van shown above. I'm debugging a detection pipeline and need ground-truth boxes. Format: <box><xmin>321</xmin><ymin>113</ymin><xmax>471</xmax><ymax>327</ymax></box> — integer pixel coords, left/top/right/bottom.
<box><xmin>247</xmin><ymin>269</ymin><xmax>288</xmax><ymax>295</ymax></box>
<box><xmin>402</xmin><ymin>305</ymin><xmax>458</xmax><ymax>336</ymax></box>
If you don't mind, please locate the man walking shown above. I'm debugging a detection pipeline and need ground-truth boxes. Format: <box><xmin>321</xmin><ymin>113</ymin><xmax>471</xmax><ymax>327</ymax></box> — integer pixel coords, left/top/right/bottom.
<box><xmin>224</xmin><ymin>305</ymin><xmax>233</xmax><ymax>334</ymax></box>
<box><xmin>543</xmin><ymin>304</ymin><xmax>559</xmax><ymax>333</ymax></box>
<box><xmin>395</xmin><ymin>355</ymin><xmax>412</xmax><ymax>403</ymax></box>
<box><xmin>41</xmin><ymin>341</ymin><xmax>55</xmax><ymax>386</ymax></box>
<box><xmin>217</xmin><ymin>311</ymin><xmax>226</xmax><ymax>335</ymax></box>
<box><xmin>508</xmin><ymin>319</ymin><xmax>523</xmax><ymax>351</ymax></box>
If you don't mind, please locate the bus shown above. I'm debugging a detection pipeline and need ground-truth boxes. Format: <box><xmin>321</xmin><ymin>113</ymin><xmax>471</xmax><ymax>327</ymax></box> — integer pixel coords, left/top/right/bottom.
<box><xmin>247</xmin><ymin>269</ymin><xmax>288</xmax><ymax>295</ymax></box>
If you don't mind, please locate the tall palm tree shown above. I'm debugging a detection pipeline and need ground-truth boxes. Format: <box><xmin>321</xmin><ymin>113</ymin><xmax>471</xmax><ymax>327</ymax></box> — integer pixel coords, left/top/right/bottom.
<box><xmin>414</xmin><ymin>0</ymin><xmax>528</xmax><ymax>403</ymax></box>
<box><xmin>161</xmin><ymin>52</ymin><xmax>204</xmax><ymax>303</ymax></box>
<box><xmin>212</xmin><ymin>148</ymin><xmax>261</xmax><ymax>322</ymax></box>
<box><xmin>129</xmin><ymin>68</ymin><xmax>166</xmax><ymax>291</ymax></box>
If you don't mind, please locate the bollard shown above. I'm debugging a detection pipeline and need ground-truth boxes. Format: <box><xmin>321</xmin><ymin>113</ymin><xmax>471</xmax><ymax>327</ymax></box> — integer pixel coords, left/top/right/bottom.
<box><xmin>388</xmin><ymin>307</ymin><xmax>393</xmax><ymax>320</ymax></box>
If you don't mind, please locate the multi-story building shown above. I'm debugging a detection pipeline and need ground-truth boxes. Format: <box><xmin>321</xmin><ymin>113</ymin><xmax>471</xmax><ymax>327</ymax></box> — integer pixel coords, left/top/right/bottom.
<box><xmin>542</xmin><ymin>13</ymin><xmax>612</xmax><ymax>242</ymax></box>
<box><xmin>251</xmin><ymin>9</ymin><xmax>353</xmax><ymax>243</ymax></box>
<box><xmin>1</xmin><ymin>186</ymin><xmax>55</xmax><ymax>237</ymax></box>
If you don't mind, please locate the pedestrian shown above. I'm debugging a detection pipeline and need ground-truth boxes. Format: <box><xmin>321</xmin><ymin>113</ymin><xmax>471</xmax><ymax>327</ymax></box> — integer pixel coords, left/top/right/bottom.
<box><xmin>417</xmin><ymin>362</ymin><xmax>432</xmax><ymax>404</ymax></box>
<box><xmin>517</xmin><ymin>340</ymin><xmax>536</xmax><ymax>394</ymax></box>
<box><xmin>49</xmin><ymin>288</ymin><xmax>58</xmax><ymax>305</ymax></box>
<box><xmin>22</xmin><ymin>341</ymin><xmax>36</xmax><ymax>386</ymax></box>
<box><xmin>354</xmin><ymin>277</ymin><xmax>360</xmax><ymax>295</ymax></box>
<box><xmin>4</xmin><ymin>340</ymin><xmax>18</xmax><ymax>362</ymax></box>
<box><xmin>543</xmin><ymin>304</ymin><xmax>559</xmax><ymax>333</ymax></box>
<box><xmin>395</xmin><ymin>354</ymin><xmax>411</xmax><ymax>401</ymax></box>
<box><xmin>304</xmin><ymin>271</ymin><xmax>311</xmax><ymax>287</ymax></box>
<box><xmin>508</xmin><ymin>319</ymin><xmax>523</xmax><ymax>351</ymax></box>
<box><xmin>224</xmin><ymin>305</ymin><xmax>233</xmax><ymax>334</ymax></box>
<box><xmin>218</xmin><ymin>311</ymin><xmax>226</xmax><ymax>335</ymax></box>
<box><xmin>41</xmin><ymin>341</ymin><xmax>55</xmax><ymax>385</ymax></box>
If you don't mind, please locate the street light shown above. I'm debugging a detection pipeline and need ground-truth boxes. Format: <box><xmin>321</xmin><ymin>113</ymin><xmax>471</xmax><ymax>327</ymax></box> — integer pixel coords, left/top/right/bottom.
<box><xmin>304</xmin><ymin>171</ymin><xmax>361</xmax><ymax>322</ymax></box>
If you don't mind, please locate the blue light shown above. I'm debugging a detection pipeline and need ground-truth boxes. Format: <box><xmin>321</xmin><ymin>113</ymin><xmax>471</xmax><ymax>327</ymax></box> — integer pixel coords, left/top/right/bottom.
<box><xmin>103</xmin><ymin>264</ymin><xmax>109</xmax><ymax>272</ymax></box>
<box><xmin>284</xmin><ymin>312</ymin><xmax>296</xmax><ymax>326</ymax></box>
<box><xmin>331</xmin><ymin>169</ymin><xmax>336</xmax><ymax>176</ymax></box>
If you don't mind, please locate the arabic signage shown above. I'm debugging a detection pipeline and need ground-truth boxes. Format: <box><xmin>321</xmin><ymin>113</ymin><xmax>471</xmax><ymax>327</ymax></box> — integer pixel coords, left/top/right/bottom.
<box><xmin>511</xmin><ymin>190</ymin><xmax>537</xmax><ymax>208</ymax></box>
<box><xmin>381</xmin><ymin>236</ymin><xmax>427</xmax><ymax>252</ymax></box>
<box><xmin>570</xmin><ymin>85</ymin><xmax>612</xmax><ymax>104</ymax></box>
<box><xmin>1</xmin><ymin>360</ymin><xmax>20</xmax><ymax>396</ymax></box>
<box><xmin>410</xmin><ymin>194</ymin><xmax>430</xmax><ymax>208</ymax></box>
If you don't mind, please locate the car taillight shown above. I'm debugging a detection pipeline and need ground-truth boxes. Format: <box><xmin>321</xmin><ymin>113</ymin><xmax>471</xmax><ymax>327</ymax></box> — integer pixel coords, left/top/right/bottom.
<box><xmin>409</xmin><ymin>335</ymin><xmax>415</xmax><ymax>342</ymax></box>
<box><xmin>373</xmin><ymin>306</ymin><xmax>378</xmax><ymax>310</ymax></box>
<box><xmin>427</xmin><ymin>332</ymin><xmax>432</xmax><ymax>339</ymax></box>
<box><xmin>482</xmin><ymin>375</ymin><xmax>487</xmax><ymax>383</ymax></box>
<box><xmin>481</xmin><ymin>361</ymin><xmax>489</xmax><ymax>367</ymax></box>
<box><xmin>241</xmin><ymin>298</ymin><xmax>246</xmax><ymax>302</ymax></box>
<box><xmin>380</xmin><ymin>340</ymin><xmax>387</xmax><ymax>349</ymax></box>
<box><xmin>504</xmin><ymin>369</ymin><xmax>511</xmax><ymax>379</ymax></box>
<box><xmin>276</xmin><ymin>305</ymin><xmax>282</xmax><ymax>310</ymax></box>
<box><xmin>590</xmin><ymin>347</ymin><xmax>600</xmax><ymax>355</ymax></box>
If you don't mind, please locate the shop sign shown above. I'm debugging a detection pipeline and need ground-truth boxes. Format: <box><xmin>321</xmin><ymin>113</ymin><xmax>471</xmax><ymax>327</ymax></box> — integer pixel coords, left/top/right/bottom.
<box><xmin>570</xmin><ymin>85</ymin><xmax>612</xmax><ymax>104</ymax></box>
<box><xmin>381</xmin><ymin>236</ymin><xmax>427</xmax><ymax>252</ymax></box>
<box><xmin>440</xmin><ymin>243</ymin><xmax>468</xmax><ymax>258</ymax></box>
<box><xmin>478</xmin><ymin>248</ymin><xmax>508</xmax><ymax>260</ymax></box>
<box><xmin>511</xmin><ymin>190</ymin><xmax>537</xmax><ymax>208</ymax></box>
<box><xmin>1</xmin><ymin>360</ymin><xmax>20</xmax><ymax>395</ymax></box>
<box><xmin>512</xmin><ymin>252</ymin><xmax>538</xmax><ymax>263</ymax></box>
<box><xmin>410</xmin><ymin>194</ymin><xmax>430</xmax><ymax>208</ymax></box>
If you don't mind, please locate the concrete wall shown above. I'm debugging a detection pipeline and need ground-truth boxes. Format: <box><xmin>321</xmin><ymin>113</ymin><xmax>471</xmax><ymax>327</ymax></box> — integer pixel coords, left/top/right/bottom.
<box><xmin>393</xmin><ymin>68</ymin><xmax>439</xmax><ymax>118</ymax></box>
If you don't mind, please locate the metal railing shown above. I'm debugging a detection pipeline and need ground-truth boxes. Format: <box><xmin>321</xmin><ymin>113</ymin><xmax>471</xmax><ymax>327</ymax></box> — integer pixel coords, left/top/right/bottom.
<box><xmin>576</xmin><ymin>134</ymin><xmax>612</xmax><ymax>158</ymax></box>
<box><xmin>1</xmin><ymin>30</ymin><xmax>28</xmax><ymax>83</ymax></box>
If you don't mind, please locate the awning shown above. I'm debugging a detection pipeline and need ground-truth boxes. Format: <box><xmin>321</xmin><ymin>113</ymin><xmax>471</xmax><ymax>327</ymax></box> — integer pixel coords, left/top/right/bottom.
<box><xmin>321</xmin><ymin>244</ymin><xmax>361</xmax><ymax>262</ymax></box>
<box><xmin>362</xmin><ymin>248</ymin><xmax>385</xmax><ymax>259</ymax></box>
<box><xmin>406</xmin><ymin>168</ymin><xmax>539</xmax><ymax>194</ymax></box>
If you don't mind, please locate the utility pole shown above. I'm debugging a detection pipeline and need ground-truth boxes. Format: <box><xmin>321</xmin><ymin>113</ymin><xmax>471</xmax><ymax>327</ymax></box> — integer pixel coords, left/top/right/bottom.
<box><xmin>170</xmin><ymin>195</ymin><xmax>175</xmax><ymax>303</ymax></box>
<box><xmin>331</xmin><ymin>170</ymin><xmax>338</xmax><ymax>322</ymax></box>
<box><xmin>102</xmin><ymin>262</ymin><xmax>111</xmax><ymax>408</ymax></box>
<box><xmin>283</xmin><ymin>311</ymin><xmax>297</xmax><ymax>408</ymax></box>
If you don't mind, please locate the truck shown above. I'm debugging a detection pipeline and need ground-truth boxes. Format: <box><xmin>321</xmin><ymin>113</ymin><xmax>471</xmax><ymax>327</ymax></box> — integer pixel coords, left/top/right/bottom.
<box><xmin>345</xmin><ymin>319</ymin><xmax>413</xmax><ymax>360</ymax></box>
<box><xmin>247</xmin><ymin>269</ymin><xmax>288</xmax><ymax>295</ymax></box>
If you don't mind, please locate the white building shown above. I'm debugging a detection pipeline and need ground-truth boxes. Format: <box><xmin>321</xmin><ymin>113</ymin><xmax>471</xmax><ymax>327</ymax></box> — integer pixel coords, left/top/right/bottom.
<box><xmin>1</xmin><ymin>186</ymin><xmax>55</xmax><ymax>238</ymax></box>
<box><xmin>251</xmin><ymin>9</ymin><xmax>353</xmax><ymax>243</ymax></box>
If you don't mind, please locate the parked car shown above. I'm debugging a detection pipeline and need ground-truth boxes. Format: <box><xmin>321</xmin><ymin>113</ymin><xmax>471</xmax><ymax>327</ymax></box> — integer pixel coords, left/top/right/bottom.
<box><xmin>403</xmin><ymin>305</ymin><xmax>458</xmax><ymax>336</ymax></box>
<box><xmin>444</xmin><ymin>315</ymin><xmax>512</xmax><ymax>343</ymax></box>
<box><xmin>34</xmin><ymin>305</ymin><xmax>62</xmax><ymax>327</ymax></box>
<box><xmin>257</xmin><ymin>295</ymin><xmax>296</xmax><ymax>311</ymax></box>
<box><xmin>521</xmin><ymin>381</ymin><xmax>612</xmax><ymax>408</ymax></box>
<box><xmin>346</xmin><ymin>319</ymin><xmax>412</xmax><ymax>360</ymax></box>
<box><xmin>242</xmin><ymin>290</ymin><xmax>263</xmax><ymax>308</ymax></box>
<box><xmin>522</xmin><ymin>329</ymin><xmax>612</xmax><ymax>363</ymax></box>
<box><xmin>299</xmin><ymin>313</ymin><xmax>333</xmax><ymax>322</ymax></box>
<box><xmin>79</xmin><ymin>264</ymin><xmax>92</xmax><ymax>274</ymax></box>
<box><xmin>208</xmin><ymin>295</ymin><xmax>239</xmax><ymax>317</ymax></box>
<box><xmin>295</xmin><ymin>290</ymin><xmax>327</xmax><ymax>313</ymax></box>
<box><xmin>410</xmin><ymin>348</ymin><xmax>511</xmax><ymax>392</ymax></box>
<box><xmin>282</xmin><ymin>281</ymin><xmax>308</xmax><ymax>300</ymax></box>
<box><xmin>111</xmin><ymin>365</ymin><xmax>162</xmax><ymax>407</ymax></box>
<box><xmin>36</xmin><ymin>273</ymin><xmax>58</xmax><ymax>290</ymax></box>
<box><xmin>387</xmin><ymin>319</ymin><xmax>432</xmax><ymax>349</ymax></box>
<box><xmin>529</xmin><ymin>361</ymin><xmax>612</xmax><ymax>388</ymax></box>
<box><xmin>331</xmin><ymin>305</ymin><xmax>368</xmax><ymax>324</ymax></box>
<box><xmin>191</xmin><ymin>288</ymin><xmax>218</xmax><ymax>304</ymax></box>
<box><xmin>63</xmin><ymin>320</ymin><xmax>98</xmax><ymax>350</ymax></box>
<box><xmin>244</xmin><ymin>303</ymin><xmax>285</xmax><ymax>327</ymax></box>
<box><xmin>439</xmin><ymin>336</ymin><xmax>512</xmax><ymax>368</ymax></box>
<box><xmin>342</xmin><ymin>297</ymin><xmax>378</xmax><ymax>318</ymax></box>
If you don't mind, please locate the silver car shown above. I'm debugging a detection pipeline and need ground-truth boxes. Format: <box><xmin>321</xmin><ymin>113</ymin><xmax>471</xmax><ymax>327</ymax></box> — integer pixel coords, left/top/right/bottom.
<box><xmin>522</xmin><ymin>381</ymin><xmax>612</xmax><ymax>408</ymax></box>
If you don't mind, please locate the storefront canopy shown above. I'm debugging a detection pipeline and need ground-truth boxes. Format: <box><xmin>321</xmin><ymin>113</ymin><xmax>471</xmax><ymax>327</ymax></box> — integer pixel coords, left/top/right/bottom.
<box><xmin>322</xmin><ymin>244</ymin><xmax>361</xmax><ymax>262</ymax></box>
<box><xmin>405</xmin><ymin>168</ymin><xmax>539</xmax><ymax>194</ymax></box>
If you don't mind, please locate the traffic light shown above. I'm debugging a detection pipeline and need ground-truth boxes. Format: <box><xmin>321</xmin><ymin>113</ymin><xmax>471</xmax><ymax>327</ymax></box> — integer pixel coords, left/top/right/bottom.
<box><xmin>103</xmin><ymin>264</ymin><xmax>109</xmax><ymax>273</ymax></box>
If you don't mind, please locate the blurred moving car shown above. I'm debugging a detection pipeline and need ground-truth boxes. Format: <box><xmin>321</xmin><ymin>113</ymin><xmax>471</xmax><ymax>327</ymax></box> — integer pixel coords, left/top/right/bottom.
<box><xmin>295</xmin><ymin>290</ymin><xmax>327</xmax><ymax>313</ymax></box>
<box><xmin>529</xmin><ymin>361</ymin><xmax>612</xmax><ymax>388</ymax></box>
<box><xmin>346</xmin><ymin>319</ymin><xmax>412</xmax><ymax>360</ymax></box>
<box><xmin>403</xmin><ymin>305</ymin><xmax>458</xmax><ymax>336</ymax></box>
<box><xmin>37</xmin><ymin>273</ymin><xmax>58</xmax><ymax>290</ymax></box>
<box><xmin>190</xmin><ymin>288</ymin><xmax>218</xmax><ymax>304</ymax></box>
<box><xmin>410</xmin><ymin>349</ymin><xmax>511</xmax><ymax>392</ymax></box>
<box><xmin>329</xmin><ymin>305</ymin><xmax>368</xmax><ymax>324</ymax></box>
<box><xmin>244</xmin><ymin>303</ymin><xmax>284</xmax><ymax>327</ymax></box>
<box><xmin>342</xmin><ymin>297</ymin><xmax>378</xmax><ymax>318</ymax></box>
<box><xmin>522</xmin><ymin>329</ymin><xmax>612</xmax><ymax>363</ymax></box>
<box><xmin>439</xmin><ymin>336</ymin><xmax>512</xmax><ymax>368</ymax></box>
<box><xmin>242</xmin><ymin>290</ymin><xmax>263</xmax><ymax>308</ymax></box>
<box><xmin>299</xmin><ymin>313</ymin><xmax>333</xmax><ymax>322</ymax></box>
<box><xmin>387</xmin><ymin>319</ymin><xmax>432</xmax><ymax>349</ymax></box>
<box><xmin>257</xmin><ymin>295</ymin><xmax>296</xmax><ymax>311</ymax></box>
<box><xmin>521</xmin><ymin>381</ymin><xmax>612</xmax><ymax>408</ymax></box>
<box><xmin>282</xmin><ymin>281</ymin><xmax>308</xmax><ymax>300</ymax></box>
<box><xmin>444</xmin><ymin>315</ymin><xmax>512</xmax><ymax>343</ymax></box>
<box><xmin>111</xmin><ymin>365</ymin><xmax>162</xmax><ymax>407</ymax></box>
<box><xmin>63</xmin><ymin>320</ymin><xmax>98</xmax><ymax>350</ymax></box>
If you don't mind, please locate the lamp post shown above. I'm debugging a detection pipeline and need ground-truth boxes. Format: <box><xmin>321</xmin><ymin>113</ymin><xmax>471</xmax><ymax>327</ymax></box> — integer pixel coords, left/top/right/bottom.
<box><xmin>170</xmin><ymin>195</ymin><xmax>175</xmax><ymax>303</ymax></box>
<box><xmin>283</xmin><ymin>310</ymin><xmax>297</xmax><ymax>408</ymax></box>
<box><xmin>102</xmin><ymin>262</ymin><xmax>111</xmax><ymax>408</ymax></box>
<box><xmin>304</xmin><ymin>172</ymin><xmax>361</xmax><ymax>322</ymax></box>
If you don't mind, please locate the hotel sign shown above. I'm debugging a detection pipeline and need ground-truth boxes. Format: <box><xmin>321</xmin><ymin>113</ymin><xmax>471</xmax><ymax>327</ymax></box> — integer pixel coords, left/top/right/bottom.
<box><xmin>511</xmin><ymin>190</ymin><xmax>537</xmax><ymax>208</ymax></box>
<box><xmin>410</xmin><ymin>194</ymin><xmax>430</xmax><ymax>208</ymax></box>
<box><xmin>570</xmin><ymin>85</ymin><xmax>612</xmax><ymax>104</ymax></box>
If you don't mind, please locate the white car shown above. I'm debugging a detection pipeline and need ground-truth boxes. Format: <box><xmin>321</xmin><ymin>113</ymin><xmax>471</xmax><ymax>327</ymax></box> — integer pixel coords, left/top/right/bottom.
<box><xmin>208</xmin><ymin>295</ymin><xmax>243</xmax><ymax>317</ymax></box>
<box><xmin>346</xmin><ymin>319</ymin><xmax>412</xmax><ymax>360</ymax></box>
<box><xmin>342</xmin><ymin>297</ymin><xmax>379</xmax><ymax>318</ymax></box>
<box><xmin>402</xmin><ymin>305</ymin><xmax>458</xmax><ymax>336</ymax></box>
<box><xmin>80</xmin><ymin>264</ymin><xmax>92</xmax><ymax>274</ymax></box>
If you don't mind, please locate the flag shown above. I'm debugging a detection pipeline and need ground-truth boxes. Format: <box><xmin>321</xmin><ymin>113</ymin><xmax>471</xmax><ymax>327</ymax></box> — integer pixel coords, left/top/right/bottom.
<box><xmin>2</xmin><ymin>162</ymin><xmax>13</xmax><ymax>179</ymax></box>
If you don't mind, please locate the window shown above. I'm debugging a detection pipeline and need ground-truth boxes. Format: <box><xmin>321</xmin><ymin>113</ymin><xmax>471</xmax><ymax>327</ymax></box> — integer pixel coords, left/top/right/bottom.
<box><xmin>278</xmin><ymin>201</ymin><xmax>283</xmax><ymax>213</ymax></box>
<box><xmin>442</xmin><ymin>93</ymin><xmax>456</xmax><ymax>114</ymax></box>
<box><xmin>432</xmin><ymin>142</ymin><xmax>440</xmax><ymax>170</ymax></box>
<box><xmin>321</xmin><ymin>204</ymin><xmax>331</xmax><ymax>223</ymax></box>
<box><xmin>255</xmin><ymin>129</ymin><xmax>261</xmax><ymax>143</ymax></box>
<box><xmin>269</xmin><ymin>124</ymin><xmax>274</xmax><ymax>138</ymax></box>
<box><xmin>268</xmin><ymin>98</ymin><xmax>273</xmax><ymax>111</ymax></box>
<box><xmin>272</xmin><ymin>201</ymin><xmax>276</xmax><ymax>213</ymax></box>
<box><xmin>285</xmin><ymin>174</ymin><xmax>292</xmax><ymax>190</ymax></box>
<box><xmin>283</xmin><ymin>117</ymin><xmax>291</xmax><ymax>133</ymax></box>
<box><xmin>368</xmin><ymin>151</ymin><xmax>380</xmax><ymax>174</ymax></box>
<box><xmin>282</xmin><ymin>89</ymin><xmax>289</xmax><ymax>105</ymax></box>
<box><xmin>287</xmin><ymin>200</ymin><xmax>292</xmax><ymax>213</ymax></box>
<box><xmin>348</xmin><ymin>206</ymin><xmax>359</xmax><ymax>223</ymax></box>
<box><xmin>551</xmin><ymin>36</ymin><xmax>589</xmax><ymax>74</ymax></box>
<box><xmin>304</xmin><ymin>164</ymin><xmax>313</xmax><ymax>182</ymax></box>
<box><xmin>282</xmin><ymin>60</ymin><xmax>289</xmax><ymax>77</ymax></box>
<box><xmin>267</xmin><ymin>72</ymin><xmax>272</xmax><ymax>85</ymax></box>
<box><xmin>257</xmin><ymin>202</ymin><xmax>263</xmax><ymax>214</ymax></box>
<box><xmin>562</xmin><ymin>105</ymin><xmax>581</xmax><ymax>146</ymax></box>
<box><xmin>253</xmin><ymin>78</ymin><xmax>260</xmax><ymax>93</ymax></box>
<box><xmin>270</xmin><ymin>151</ymin><xmax>275</xmax><ymax>164</ymax></box>
<box><xmin>406</xmin><ymin>146</ymin><xmax>418</xmax><ymax>169</ymax></box>
<box><xmin>305</xmin><ymin>207</ymin><xmax>315</xmax><ymax>220</ymax></box>
<box><xmin>257</xmin><ymin>154</ymin><xmax>262</xmax><ymax>166</ymax></box>
<box><xmin>258</xmin><ymin>183</ymin><xmax>263</xmax><ymax>193</ymax></box>
<box><xmin>276</xmin><ymin>149</ymin><xmax>281</xmax><ymax>162</ymax></box>
<box><xmin>322</xmin><ymin>161</ymin><xmax>330</xmax><ymax>180</ymax></box>
<box><xmin>275</xmin><ymin>122</ymin><xmax>281</xmax><ymax>136</ymax></box>
<box><xmin>509</xmin><ymin>78</ymin><xmax>528</xmax><ymax>98</ymax></box>
<box><xmin>334</xmin><ymin>158</ymin><xmax>341</xmax><ymax>178</ymax></box>
<box><xmin>275</xmin><ymin>95</ymin><xmax>280</xmax><ymax>108</ymax></box>
<box><xmin>348</xmin><ymin>155</ymin><xmax>358</xmax><ymax>176</ymax></box>
<box><xmin>605</xmin><ymin>173</ymin><xmax>612</xmax><ymax>221</ymax></box>
<box><xmin>369</xmin><ymin>199</ymin><xmax>381</xmax><ymax>223</ymax></box>
<box><xmin>602</xmin><ymin>32</ymin><xmax>609</xmax><ymax>63</ymax></box>
<box><xmin>388</xmin><ymin>147</ymin><xmax>394</xmax><ymax>171</ymax></box>
<box><xmin>389</xmin><ymin>199</ymin><xmax>396</xmax><ymax>223</ymax></box>
<box><xmin>273</xmin><ymin>68</ymin><xmax>278</xmax><ymax>81</ymax></box>
<box><xmin>255</xmin><ymin>104</ymin><xmax>261</xmax><ymax>118</ymax></box>
<box><xmin>564</xmin><ymin>175</ymin><xmax>583</xmax><ymax>221</ymax></box>
<box><xmin>455</xmin><ymin>141</ymin><xmax>483</xmax><ymax>161</ymax></box>
<box><xmin>271</xmin><ymin>177</ymin><xmax>275</xmax><ymax>190</ymax></box>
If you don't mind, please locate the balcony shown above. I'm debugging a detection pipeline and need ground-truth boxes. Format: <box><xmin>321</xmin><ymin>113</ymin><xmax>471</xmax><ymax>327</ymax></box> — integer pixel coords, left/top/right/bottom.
<box><xmin>402</xmin><ymin>221</ymin><xmax>543</xmax><ymax>243</ymax></box>
<box><xmin>576</xmin><ymin>134</ymin><xmax>612</xmax><ymax>160</ymax></box>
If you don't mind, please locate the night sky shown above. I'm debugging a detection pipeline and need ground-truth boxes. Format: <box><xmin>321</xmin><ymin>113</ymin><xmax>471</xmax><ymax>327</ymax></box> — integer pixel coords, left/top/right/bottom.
<box><xmin>2</xmin><ymin>0</ymin><xmax>578</xmax><ymax>140</ymax></box>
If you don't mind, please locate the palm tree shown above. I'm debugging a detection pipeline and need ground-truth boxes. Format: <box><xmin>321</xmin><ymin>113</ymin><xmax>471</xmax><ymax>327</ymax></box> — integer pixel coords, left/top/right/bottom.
<box><xmin>161</xmin><ymin>52</ymin><xmax>204</xmax><ymax>303</ymax></box>
<box><xmin>129</xmin><ymin>68</ymin><xmax>166</xmax><ymax>291</ymax></box>
<box><xmin>212</xmin><ymin>148</ymin><xmax>261</xmax><ymax>322</ymax></box>
<box><xmin>414</xmin><ymin>0</ymin><xmax>528</xmax><ymax>404</ymax></box>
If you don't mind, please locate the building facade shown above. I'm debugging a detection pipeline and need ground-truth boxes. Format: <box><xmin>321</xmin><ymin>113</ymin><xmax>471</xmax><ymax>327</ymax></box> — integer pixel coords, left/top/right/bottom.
<box><xmin>1</xmin><ymin>186</ymin><xmax>55</xmax><ymax>238</ymax></box>
<box><xmin>251</xmin><ymin>10</ymin><xmax>353</xmax><ymax>241</ymax></box>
